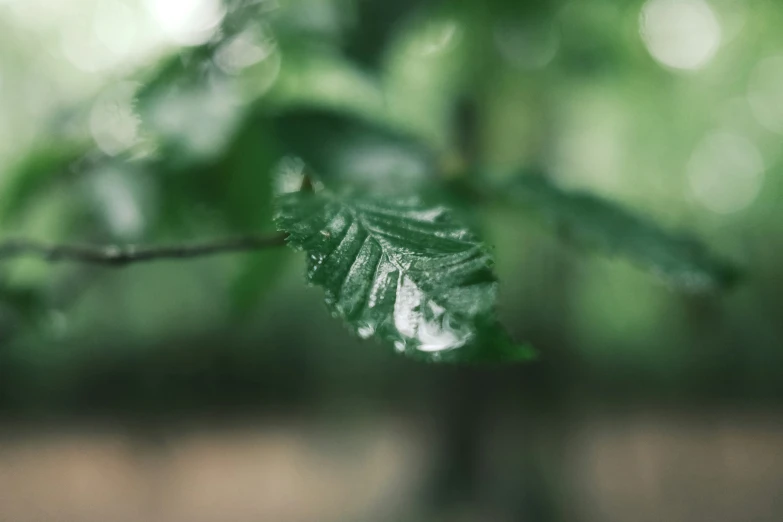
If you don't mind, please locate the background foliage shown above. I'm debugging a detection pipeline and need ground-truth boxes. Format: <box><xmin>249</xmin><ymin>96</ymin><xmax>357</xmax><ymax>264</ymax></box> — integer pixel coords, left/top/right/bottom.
<box><xmin>0</xmin><ymin>0</ymin><xmax>782</xmax><ymax>517</ymax></box>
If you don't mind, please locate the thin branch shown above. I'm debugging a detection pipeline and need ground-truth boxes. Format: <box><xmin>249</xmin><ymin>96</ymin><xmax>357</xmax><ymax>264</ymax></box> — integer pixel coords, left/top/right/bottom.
<box><xmin>0</xmin><ymin>233</ymin><xmax>288</xmax><ymax>267</ymax></box>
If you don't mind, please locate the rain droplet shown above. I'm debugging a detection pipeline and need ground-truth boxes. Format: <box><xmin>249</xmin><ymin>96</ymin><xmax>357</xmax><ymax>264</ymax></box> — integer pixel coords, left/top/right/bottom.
<box><xmin>357</xmin><ymin>323</ymin><xmax>376</xmax><ymax>339</ymax></box>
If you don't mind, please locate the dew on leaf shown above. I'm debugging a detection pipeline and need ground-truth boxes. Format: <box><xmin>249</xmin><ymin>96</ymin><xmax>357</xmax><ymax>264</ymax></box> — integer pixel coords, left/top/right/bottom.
<box><xmin>274</xmin><ymin>189</ymin><xmax>520</xmax><ymax>362</ymax></box>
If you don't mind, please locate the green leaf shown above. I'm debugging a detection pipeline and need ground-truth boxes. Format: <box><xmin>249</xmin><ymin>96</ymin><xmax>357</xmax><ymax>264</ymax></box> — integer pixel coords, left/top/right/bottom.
<box><xmin>506</xmin><ymin>175</ymin><xmax>740</xmax><ymax>292</ymax></box>
<box><xmin>274</xmin><ymin>188</ymin><xmax>535</xmax><ymax>363</ymax></box>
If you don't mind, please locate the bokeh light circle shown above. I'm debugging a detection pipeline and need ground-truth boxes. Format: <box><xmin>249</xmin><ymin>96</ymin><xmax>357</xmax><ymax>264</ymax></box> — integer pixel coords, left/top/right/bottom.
<box><xmin>687</xmin><ymin>131</ymin><xmax>765</xmax><ymax>214</ymax></box>
<box><xmin>640</xmin><ymin>0</ymin><xmax>722</xmax><ymax>71</ymax></box>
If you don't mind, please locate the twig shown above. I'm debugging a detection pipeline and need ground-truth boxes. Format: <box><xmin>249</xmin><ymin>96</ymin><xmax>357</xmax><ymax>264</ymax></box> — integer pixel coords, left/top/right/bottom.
<box><xmin>0</xmin><ymin>233</ymin><xmax>288</xmax><ymax>267</ymax></box>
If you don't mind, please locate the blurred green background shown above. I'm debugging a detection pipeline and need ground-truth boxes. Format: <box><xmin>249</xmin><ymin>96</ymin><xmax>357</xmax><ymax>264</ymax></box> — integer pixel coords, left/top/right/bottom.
<box><xmin>0</xmin><ymin>0</ymin><xmax>782</xmax><ymax>521</ymax></box>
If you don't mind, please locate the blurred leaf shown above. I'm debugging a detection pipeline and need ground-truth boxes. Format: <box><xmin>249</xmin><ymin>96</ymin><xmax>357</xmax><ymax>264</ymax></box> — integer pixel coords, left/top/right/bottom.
<box><xmin>229</xmin><ymin>248</ymin><xmax>290</xmax><ymax>317</ymax></box>
<box><xmin>134</xmin><ymin>46</ymin><xmax>216</xmax><ymax>106</ymax></box>
<box><xmin>221</xmin><ymin>116</ymin><xmax>288</xmax><ymax>315</ymax></box>
<box><xmin>139</xmin><ymin>75</ymin><xmax>245</xmax><ymax>167</ymax></box>
<box><xmin>273</xmin><ymin>109</ymin><xmax>436</xmax><ymax>192</ymax></box>
<box><xmin>152</xmin><ymin>113</ymin><xmax>288</xmax><ymax>314</ymax></box>
<box><xmin>343</xmin><ymin>0</ymin><xmax>422</xmax><ymax>68</ymax></box>
<box><xmin>267</xmin><ymin>21</ymin><xmax>470</xmax><ymax>149</ymax></box>
<box><xmin>266</xmin><ymin>47</ymin><xmax>387</xmax><ymax>121</ymax></box>
<box><xmin>215</xmin><ymin>116</ymin><xmax>279</xmax><ymax>229</ymax></box>
<box><xmin>380</xmin><ymin>3</ymin><xmax>479</xmax><ymax>148</ymax></box>
<box><xmin>505</xmin><ymin>174</ymin><xmax>740</xmax><ymax>292</ymax></box>
<box><xmin>0</xmin><ymin>142</ymin><xmax>93</xmax><ymax>225</ymax></box>
<box><xmin>274</xmin><ymin>187</ymin><xmax>534</xmax><ymax>363</ymax></box>
<box><xmin>0</xmin><ymin>284</ymin><xmax>44</xmax><ymax>339</ymax></box>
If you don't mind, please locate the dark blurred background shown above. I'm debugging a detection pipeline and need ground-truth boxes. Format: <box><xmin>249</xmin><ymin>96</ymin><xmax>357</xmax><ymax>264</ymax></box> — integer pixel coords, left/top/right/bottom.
<box><xmin>1</xmin><ymin>0</ymin><xmax>782</xmax><ymax>520</ymax></box>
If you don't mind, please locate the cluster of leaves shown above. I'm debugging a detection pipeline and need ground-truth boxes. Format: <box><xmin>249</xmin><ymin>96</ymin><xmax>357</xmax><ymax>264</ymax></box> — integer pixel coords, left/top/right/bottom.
<box><xmin>0</xmin><ymin>0</ymin><xmax>738</xmax><ymax>364</ymax></box>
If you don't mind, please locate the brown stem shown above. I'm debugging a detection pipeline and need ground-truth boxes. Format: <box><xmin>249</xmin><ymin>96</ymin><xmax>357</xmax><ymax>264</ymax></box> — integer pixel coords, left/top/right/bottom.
<box><xmin>0</xmin><ymin>233</ymin><xmax>287</xmax><ymax>267</ymax></box>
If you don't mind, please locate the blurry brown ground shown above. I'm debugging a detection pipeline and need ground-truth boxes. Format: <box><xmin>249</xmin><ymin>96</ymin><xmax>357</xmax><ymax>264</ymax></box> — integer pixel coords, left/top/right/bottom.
<box><xmin>1</xmin><ymin>409</ymin><xmax>782</xmax><ymax>522</ymax></box>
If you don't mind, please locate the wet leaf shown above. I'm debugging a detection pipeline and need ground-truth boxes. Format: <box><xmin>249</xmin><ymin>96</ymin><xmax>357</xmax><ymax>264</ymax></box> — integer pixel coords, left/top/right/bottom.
<box><xmin>506</xmin><ymin>175</ymin><xmax>740</xmax><ymax>292</ymax></box>
<box><xmin>275</xmin><ymin>188</ymin><xmax>534</xmax><ymax>363</ymax></box>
